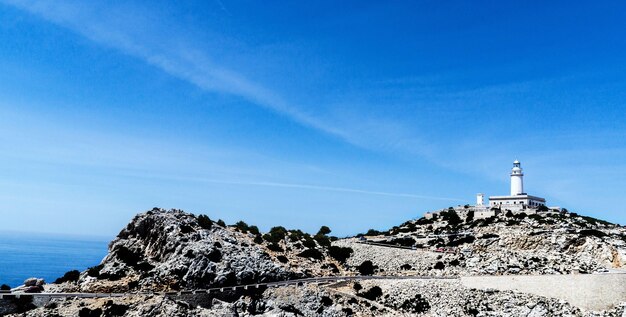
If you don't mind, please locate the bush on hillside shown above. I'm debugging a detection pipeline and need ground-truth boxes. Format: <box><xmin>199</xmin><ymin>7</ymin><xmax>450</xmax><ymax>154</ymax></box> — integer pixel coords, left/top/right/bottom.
<box><xmin>263</xmin><ymin>226</ymin><xmax>288</xmax><ymax>244</ymax></box>
<box><xmin>54</xmin><ymin>270</ymin><xmax>80</xmax><ymax>284</ymax></box>
<box><xmin>364</xmin><ymin>229</ymin><xmax>383</xmax><ymax>236</ymax></box>
<box><xmin>302</xmin><ymin>236</ymin><xmax>317</xmax><ymax>249</ymax></box>
<box><xmin>248</xmin><ymin>225</ymin><xmax>260</xmax><ymax>235</ymax></box>
<box><xmin>1</xmin><ymin>284</ymin><xmax>11</xmax><ymax>291</ymax></box>
<box><xmin>253</xmin><ymin>234</ymin><xmax>263</xmax><ymax>244</ymax></box>
<box><xmin>328</xmin><ymin>246</ymin><xmax>353</xmax><ymax>263</ymax></box>
<box><xmin>233</xmin><ymin>221</ymin><xmax>249</xmax><ymax>233</ymax></box>
<box><xmin>357</xmin><ymin>260</ymin><xmax>376</xmax><ymax>275</ymax></box>
<box><xmin>446</xmin><ymin>235</ymin><xmax>475</xmax><ymax>247</ymax></box>
<box><xmin>514</xmin><ymin>212</ymin><xmax>527</xmax><ymax>220</ymax></box>
<box><xmin>317</xmin><ymin>226</ymin><xmax>332</xmax><ymax>235</ymax></box>
<box><xmin>314</xmin><ymin>234</ymin><xmax>331</xmax><ymax>247</ymax></box>
<box><xmin>87</xmin><ymin>264</ymin><xmax>104</xmax><ymax>278</ymax></box>
<box><xmin>440</xmin><ymin>209</ymin><xmax>462</xmax><ymax>227</ymax></box>
<box><xmin>216</xmin><ymin>219</ymin><xmax>226</xmax><ymax>227</ymax></box>
<box><xmin>358</xmin><ymin>286</ymin><xmax>383</xmax><ymax>300</ymax></box>
<box><xmin>197</xmin><ymin>215</ymin><xmax>212</xmax><ymax>230</ymax></box>
<box><xmin>297</xmin><ymin>248</ymin><xmax>324</xmax><ymax>260</ymax></box>
<box><xmin>267</xmin><ymin>243</ymin><xmax>284</xmax><ymax>252</ymax></box>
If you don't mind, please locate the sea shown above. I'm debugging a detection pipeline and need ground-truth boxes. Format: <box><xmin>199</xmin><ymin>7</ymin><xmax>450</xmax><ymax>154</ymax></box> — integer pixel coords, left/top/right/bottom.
<box><xmin>0</xmin><ymin>231</ymin><xmax>110</xmax><ymax>288</ymax></box>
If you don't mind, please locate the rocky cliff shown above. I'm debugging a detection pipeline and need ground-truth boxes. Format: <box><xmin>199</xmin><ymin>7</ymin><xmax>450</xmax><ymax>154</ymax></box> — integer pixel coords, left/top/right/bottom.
<box><xmin>3</xmin><ymin>207</ymin><xmax>626</xmax><ymax>317</ymax></box>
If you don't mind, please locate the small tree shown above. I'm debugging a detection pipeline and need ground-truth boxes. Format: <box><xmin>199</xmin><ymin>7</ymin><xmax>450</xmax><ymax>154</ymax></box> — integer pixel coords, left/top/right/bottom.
<box><xmin>216</xmin><ymin>219</ymin><xmax>226</xmax><ymax>227</ymax></box>
<box><xmin>248</xmin><ymin>225</ymin><xmax>260</xmax><ymax>235</ymax></box>
<box><xmin>328</xmin><ymin>246</ymin><xmax>353</xmax><ymax>263</ymax></box>
<box><xmin>234</xmin><ymin>221</ymin><xmax>249</xmax><ymax>233</ymax></box>
<box><xmin>264</xmin><ymin>226</ymin><xmax>288</xmax><ymax>244</ymax></box>
<box><xmin>317</xmin><ymin>226</ymin><xmax>332</xmax><ymax>236</ymax></box>
<box><xmin>54</xmin><ymin>270</ymin><xmax>80</xmax><ymax>284</ymax></box>
<box><xmin>314</xmin><ymin>234</ymin><xmax>331</xmax><ymax>247</ymax></box>
<box><xmin>357</xmin><ymin>260</ymin><xmax>375</xmax><ymax>275</ymax></box>
<box><xmin>197</xmin><ymin>215</ymin><xmax>212</xmax><ymax>230</ymax></box>
<box><xmin>0</xmin><ymin>284</ymin><xmax>10</xmax><ymax>291</ymax></box>
<box><xmin>365</xmin><ymin>229</ymin><xmax>382</xmax><ymax>236</ymax></box>
<box><xmin>358</xmin><ymin>286</ymin><xmax>383</xmax><ymax>300</ymax></box>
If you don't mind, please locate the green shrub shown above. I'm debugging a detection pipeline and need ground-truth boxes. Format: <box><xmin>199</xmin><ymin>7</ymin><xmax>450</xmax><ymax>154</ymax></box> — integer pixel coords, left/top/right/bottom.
<box><xmin>197</xmin><ymin>215</ymin><xmax>212</xmax><ymax>230</ymax></box>
<box><xmin>267</xmin><ymin>243</ymin><xmax>284</xmax><ymax>252</ymax></box>
<box><xmin>358</xmin><ymin>286</ymin><xmax>383</xmax><ymax>300</ymax></box>
<box><xmin>314</xmin><ymin>234</ymin><xmax>331</xmax><ymax>247</ymax></box>
<box><xmin>328</xmin><ymin>246</ymin><xmax>353</xmax><ymax>263</ymax></box>
<box><xmin>1</xmin><ymin>284</ymin><xmax>11</xmax><ymax>290</ymax></box>
<box><xmin>253</xmin><ymin>234</ymin><xmax>263</xmax><ymax>244</ymax></box>
<box><xmin>399</xmin><ymin>294</ymin><xmax>430</xmax><ymax>313</ymax></box>
<box><xmin>365</xmin><ymin>229</ymin><xmax>382</xmax><ymax>236</ymax></box>
<box><xmin>357</xmin><ymin>261</ymin><xmax>375</xmax><ymax>275</ymax></box>
<box><xmin>514</xmin><ymin>212</ymin><xmax>527</xmax><ymax>220</ymax></box>
<box><xmin>440</xmin><ymin>210</ymin><xmax>462</xmax><ymax>227</ymax></box>
<box><xmin>248</xmin><ymin>225</ymin><xmax>260</xmax><ymax>235</ymax></box>
<box><xmin>87</xmin><ymin>264</ymin><xmax>104</xmax><ymax>278</ymax></box>
<box><xmin>416</xmin><ymin>217</ymin><xmax>435</xmax><ymax>225</ymax></box>
<box><xmin>302</xmin><ymin>236</ymin><xmax>317</xmax><ymax>249</ymax></box>
<box><xmin>446</xmin><ymin>235</ymin><xmax>475</xmax><ymax>247</ymax></box>
<box><xmin>297</xmin><ymin>248</ymin><xmax>324</xmax><ymax>260</ymax></box>
<box><xmin>353</xmin><ymin>282</ymin><xmax>362</xmax><ymax>292</ymax></box>
<box><xmin>579</xmin><ymin>229</ymin><xmax>607</xmax><ymax>238</ymax></box>
<box><xmin>263</xmin><ymin>226</ymin><xmax>288</xmax><ymax>244</ymax></box>
<box><xmin>317</xmin><ymin>226</ymin><xmax>332</xmax><ymax>235</ymax></box>
<box><xmin>54</xmin><ymin>270</ymin><xmax>80</xmax><ymax>284</ymax></box>
<box><xmin>216</xmin><ymin>219</ymin><xmax>226</xmax><ymax>227</ymax></box>
<box><xmin>234</xmin><ymin>221</ymin><xmax>249</xmax><ymax>233</ymax></box>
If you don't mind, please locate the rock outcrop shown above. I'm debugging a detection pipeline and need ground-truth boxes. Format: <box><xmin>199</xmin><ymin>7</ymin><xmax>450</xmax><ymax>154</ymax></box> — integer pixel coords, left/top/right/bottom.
<box><xmin>3</xmin><ymin>207</ymin><xmax>626</xmax><ymax>316</ymax></box>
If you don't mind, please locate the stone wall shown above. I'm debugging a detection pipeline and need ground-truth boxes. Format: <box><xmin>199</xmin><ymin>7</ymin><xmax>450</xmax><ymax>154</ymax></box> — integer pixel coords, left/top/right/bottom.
<box><xmin>461</xmin><ymin>273</ymin><xmax>626</xmax><ymax>311</ymax></box>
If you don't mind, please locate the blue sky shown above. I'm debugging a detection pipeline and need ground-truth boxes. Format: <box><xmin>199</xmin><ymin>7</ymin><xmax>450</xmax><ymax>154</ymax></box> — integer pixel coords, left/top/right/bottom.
<box><xmin>1</xmin><ymin>1</ymin><xmax>625</xmax><ymax>237</ymax></box>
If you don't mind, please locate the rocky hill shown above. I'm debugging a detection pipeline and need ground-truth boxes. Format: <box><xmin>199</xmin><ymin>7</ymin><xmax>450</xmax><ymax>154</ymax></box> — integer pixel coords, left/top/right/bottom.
<box><xmin>337</xmin><ymin>208</ymin><xmax>626</xmax><ymax>277</ymax></box>
<box><xmin>2</xmin><ymin>207</ymin><xmax>626</xmax><ymax>317</ymax></box>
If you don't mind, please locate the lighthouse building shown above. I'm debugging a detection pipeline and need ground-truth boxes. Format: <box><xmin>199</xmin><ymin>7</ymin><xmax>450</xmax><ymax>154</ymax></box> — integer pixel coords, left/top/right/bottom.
<box><xmin>424</xmin><ymin>160</ymin><xmax>547</xmax><ymax>220</ymax></box>
<box><xmin>487</xmin><ymin>160</ymin><xmax>546</xmax><ymax>210</ymax></box>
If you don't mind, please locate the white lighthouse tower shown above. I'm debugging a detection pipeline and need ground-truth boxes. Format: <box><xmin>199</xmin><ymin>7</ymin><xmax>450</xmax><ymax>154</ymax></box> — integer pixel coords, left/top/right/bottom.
<box><xmin>510</xmin><ymin>160</ymin><xmax>524</xmax><ymax>195</ymax></box>
<box><xmin>489</xmin><ymin>159</ymin><xmax>546</xmax><ymax>210</ymax></box>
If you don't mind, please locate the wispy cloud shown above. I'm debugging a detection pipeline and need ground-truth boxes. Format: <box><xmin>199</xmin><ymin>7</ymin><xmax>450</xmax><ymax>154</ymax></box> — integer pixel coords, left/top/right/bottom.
<box><xmin>140</xmin><ymin>175</ymin><xmax>465</xmax><ymax>202</ymax></box>
<box><xmin>1</xmin><ymin>0</ymin><xmax>413</xmax><ymax>153</ymax></box>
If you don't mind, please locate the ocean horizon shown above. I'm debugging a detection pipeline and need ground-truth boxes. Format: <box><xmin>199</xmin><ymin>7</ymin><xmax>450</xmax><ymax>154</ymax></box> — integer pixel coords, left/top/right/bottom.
<box><xmin>0</xmin><ymin>231</ymin><xmax>110</xmax><ymax>288</ymax></box>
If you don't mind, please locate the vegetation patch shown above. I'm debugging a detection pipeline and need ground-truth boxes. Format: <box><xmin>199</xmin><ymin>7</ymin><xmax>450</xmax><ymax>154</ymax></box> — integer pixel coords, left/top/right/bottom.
<box><xmin>579</xmin><ymin>229</ymin><xmax>607</xmax><ymax>238</ymax></box>
<box><xmin>447</xmin><ymin>235</ymin><xmax>475</xmax><ymax>247</ymax></box>
<box><xmin>358</xmin><ymin>286</ymin><xmax>383</xmax><ymax>300</ymax></box>
<box><xmin>357</xmin><ymin>260</ymin><xmax>376</xmax><ymax>275</ymax></box>
<box><xmin>197</xmin><ymin>214</ymin><xmax>212</xmax><ymax>230</ymax></box>
<box><xmin>399</xmin><ymin>294</ymin><xmax>430</xmax><ymax>313</ymax></box>
<box><xmin>263</xmin><ymin>226</ymin><xmax>288</xmax><ymax>244</ymax></box>
<box><xmin>297</xmin><ymin>248</ymin><xmax>324</xmax><ymax>260</ymax></box>
<box><xmin>328</xmin><ymin>246</ymin><xmax>353</xmax><ymax>263</ymax></box>
<box><xmin>54</xmin><ymin>270</ymin><xmax>80</xmax><ymax>284</ymax></box>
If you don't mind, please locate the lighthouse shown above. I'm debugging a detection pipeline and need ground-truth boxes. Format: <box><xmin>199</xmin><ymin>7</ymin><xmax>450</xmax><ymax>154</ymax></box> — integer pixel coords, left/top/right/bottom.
<box><xmin>510</xmin><ymin>160</ymin><xmax>524</xmax><ymax>195</ymax></box>
<box><xmin>488</xmin><ymin>160</ymin><xmax>546</xmax><ymax>210</ymax></box>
